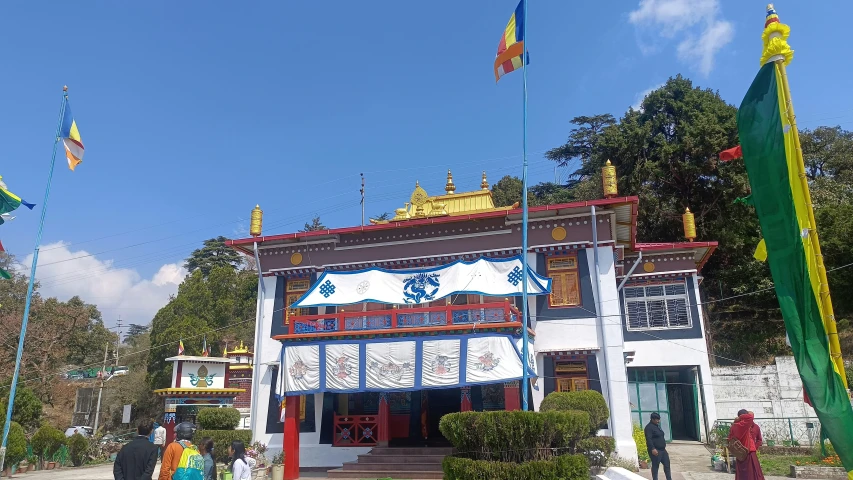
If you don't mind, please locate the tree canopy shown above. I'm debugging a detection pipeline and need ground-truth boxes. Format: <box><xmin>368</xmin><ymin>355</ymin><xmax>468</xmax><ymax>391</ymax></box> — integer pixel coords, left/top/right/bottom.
<box><xmin>300</xmin><ymin>216</ymin><xmax>327</xmax><ymax>232</ymax></box>
<box><xmin>184</xmin><ymin>236</ymin><xmax>243</xmax><ymax>276</ymax></box>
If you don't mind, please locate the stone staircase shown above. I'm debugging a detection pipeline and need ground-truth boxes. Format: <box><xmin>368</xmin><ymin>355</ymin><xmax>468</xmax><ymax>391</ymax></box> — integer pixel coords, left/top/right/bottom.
<box><xmin>326</xmin><ymin>446</ymin><xmax>452</xmax><ymax>479</ymax></box>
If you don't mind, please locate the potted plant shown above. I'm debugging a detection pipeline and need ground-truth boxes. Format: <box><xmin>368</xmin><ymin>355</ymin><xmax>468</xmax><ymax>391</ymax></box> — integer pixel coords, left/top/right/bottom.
<box><xmin>27</xmin><ymin>455</ymin><xmax>38</xmax><ymax>472</ymax></box>
<box><xmin>271</xmin><ymin>451</ymin><xmax>285</xmax><ymax>480</ymax></box>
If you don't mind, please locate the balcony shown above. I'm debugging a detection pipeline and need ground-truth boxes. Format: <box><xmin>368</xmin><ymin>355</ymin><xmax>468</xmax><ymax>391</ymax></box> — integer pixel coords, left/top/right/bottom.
<box><xmin>275</xmin><ymin>300</ymin><xmax>523</xmax><ymax>340</ymax></box>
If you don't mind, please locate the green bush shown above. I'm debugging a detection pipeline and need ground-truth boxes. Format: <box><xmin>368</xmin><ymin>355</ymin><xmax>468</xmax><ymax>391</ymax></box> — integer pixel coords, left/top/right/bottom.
<box><xmin>31</xmin><ymin>425</ymin><xmax>66</xmax><ymax>463</ymax></box>
<box><xmin>195</xmin><ymin>429</ymin><xmax>251</xmax><ymax>464</ymax></box>
<box><xmin>67</xmin><ymin>433</ymin><xmax>89</xmax><ymax>467</ymax></box>
<box><xmin>2</xmin><ymin>422</ymin><xmax>27</xmax><ymax>468</ymax></box>
<box><xmin>540</xmin><ymin>391</ymin><xmax>610</xmax><ymax>435</ymax></box>
<box><xmin>633</xmin><ymin>423</ymin><xmax>650</xmax><ymax>462</ymax></box>
<box><xmin>197</xmin><ymin>407</ymin><xmax>241</xmax><ymax>430</ymax></box>
<box><xmin>443</xmin><ymin>454</ymin><xmax>588</xmax><ymax>480</ymax></box>
<box><xmin>578</xmin><ymin>436</ymin><xmax>615</xmax><ymax>468</ymax></box>
<box><xmin>439</xmin><ymin>410</ymin><xmax>589</xmax><ymax>463</ymax></box>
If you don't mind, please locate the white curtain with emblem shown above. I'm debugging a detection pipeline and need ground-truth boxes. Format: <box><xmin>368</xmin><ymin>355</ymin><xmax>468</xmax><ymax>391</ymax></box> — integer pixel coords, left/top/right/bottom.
<box><xmin>325</xmin><ymin>343</ymin><xmax>360</xmax><ymax>391</ymax></box>
<box><xmin>292</xmin><ymin>256</ymin><xmax>551</xmax><ymax>307</ymax></box>
<box><xmin>365</xmin><ymin>341</ymin><xmax>416</xmax><ymax>389</ymax></box>
<box><xmin>421</xmin><ymin>339</ymin><xmax>461</xmax><ymax>387</ymax></box>
<box><xmin>465</xmin><ymin>336</ymin><xmax>524</xmax><ymax>384</ymax></box>
<box><xmin>284</xmin><ymin>345</ymin><xmax>320</xmax><ymax>392</ymax></box>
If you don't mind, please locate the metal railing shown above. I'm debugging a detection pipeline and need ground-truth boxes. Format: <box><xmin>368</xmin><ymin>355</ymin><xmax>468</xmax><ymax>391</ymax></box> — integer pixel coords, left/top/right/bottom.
<box><xmin>712</xmin><ymin>417</ymin><xmax>822</xmax><ymax>447</ymax></box>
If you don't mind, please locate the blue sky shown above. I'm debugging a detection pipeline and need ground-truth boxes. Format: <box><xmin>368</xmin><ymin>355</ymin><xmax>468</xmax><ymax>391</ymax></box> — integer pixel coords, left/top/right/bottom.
<box><xmin>0</xmin><ymin>0</ymin><xmax>850</xmax><ymax>327</ymax></box>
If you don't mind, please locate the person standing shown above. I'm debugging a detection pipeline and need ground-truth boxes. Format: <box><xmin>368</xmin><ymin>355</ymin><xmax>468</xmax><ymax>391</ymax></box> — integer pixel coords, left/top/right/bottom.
<box><xmin>153</xmin><ymin>422</ymin><xmax>166</xmax><ymax>460</ymax></box>
<box><xmin>114</xmin><ymin>422</ymin><xmax>159</xmax><ymax>480</ymax></box>
<box><xmin>728</xmin><ymin>410</ymin><xmax>766</xmax><ymax>480</ymax></box>
<box><xmin>158</xmin><ymin>422</ymin><xmax>198</xmax><ymax>480</ymax></box>
<box><xmin>198</xmin><ymin>437</ymin><xmax>216</xmax><ymax>480</ymax></box>
<box><xmin>645</xmin><ymin>413</ymin><xmax>672</xmax><ymax>480</ymax></box>
<box><xmin>228</xmin><ymin>441</ymin><xmax>251</xmax><ymax>480</ymax></box>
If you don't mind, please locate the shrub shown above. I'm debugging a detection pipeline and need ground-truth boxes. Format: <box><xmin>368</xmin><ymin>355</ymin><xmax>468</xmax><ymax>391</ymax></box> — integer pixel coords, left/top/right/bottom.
<box><xmin>2</xmin><ymin>422</ymin><xmax>27</xmax><ymax>468</ymax></box>
<box><xmin>540</xmin><ymin>391</ymin><xmax>609</xmax><ymax>435</ymax></box>
<box><xmin>578</xmin><ymin>436</ymin><xmax>615</xmax><ymax>469</ymax></box>
<box><xmin>196</xmin><ymin>429</ymin><xmax>251</xmax><ymax>464</ymax></box>
<box><xmin>633</xmin><ymin>423</ymin><xmax>650</xmax><ymax>462</ymax></box>
<box><xmin>443</xmin><ymin>454</ymin><xmax>588</xmax><ymax>480</ymax></box>
<box><xmin>31</xmin><ymin>425</ymin><xmax>66</xmax><ymax>463</ymax></box>
<box><xmin>439</xmin><ymin>410</ymin><xmax>589</xmax><ymax>463</ymax></box>
<box><xmin>67</xmin><ymin>433</ymin><xmax>89</xmax><ymax>467</ymax></box>
<box><xmin>197</xmin><ymin>407</ymin><xmax>241</xmax><ymax>430</ymax></box>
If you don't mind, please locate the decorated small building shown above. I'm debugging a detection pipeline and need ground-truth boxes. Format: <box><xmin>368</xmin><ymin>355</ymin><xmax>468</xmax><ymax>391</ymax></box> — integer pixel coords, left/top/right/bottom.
<box><xmin>153</xmin><ymin>355</ymin><xmax>245</xmax><ymax>444</ymax></box>
<box><xmin>225</xmin><ymin>342</ymin><xmax>254</xmax><ymax>428</ymax></box>
<box><xmin>228</xmin><ymin>168</ymin><xmax>720</xmax><ymax>478</ymax></box>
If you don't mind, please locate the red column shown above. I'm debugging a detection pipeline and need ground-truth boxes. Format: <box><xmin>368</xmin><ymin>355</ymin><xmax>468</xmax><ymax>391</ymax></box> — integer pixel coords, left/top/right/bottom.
<box><xmin>504</xmin><ymin>381</ymin><xmax>521</xmax><ymax>411</ymax></box>
<box><xmin>377</xmin><ymin>392</ymin><xmax>390</xmax><ymax>446</ymax></box>
<box><xmin>460</xmin><ymin>387</ymin><xmax>472</xmax><ymax>412</ymax></box>
<box><xmin>283</xmin><ymin>395</ymin><xmax>300</xmax><ymax>480</ymax></box>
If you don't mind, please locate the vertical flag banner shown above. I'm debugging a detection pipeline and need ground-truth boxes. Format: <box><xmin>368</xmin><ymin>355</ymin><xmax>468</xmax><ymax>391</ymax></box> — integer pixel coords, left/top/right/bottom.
<box><xmin>178</xmin><ymin>340</ymin><xmax>185</xmax><ymax>356</ymax></box>
<box><xmin>493</xmin><ymin>0</ymin><xmax>527</xmax><ymax>82</ymax></box>
<box><xmin>60</xmin><ymin>102</ymin><xmax>84</xmax><ymax>171</ymax></box>
<box><xmin>0</xmin><ymin>176</ymin><xmax>36</xmax><ymax>216</ymax></box>
<box><xmin>737</xmin><ymin>6</ymin><xmax>853</xmax><ymax>478</ymax></box>
<box><xmin>0</xmin><ymin>240</ymin><xmax>10</xmax><ymax>279</ymax></box>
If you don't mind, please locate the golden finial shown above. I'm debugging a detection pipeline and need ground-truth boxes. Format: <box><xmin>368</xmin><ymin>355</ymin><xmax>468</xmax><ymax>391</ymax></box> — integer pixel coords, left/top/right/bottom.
<box><xmin>445</xmin><ymin>169</ymin><xmax>456</xmax><ymax>194</ymax></box>
<box><xmin>602</xmin><ymin>160</ymin><xmax>618</xmax><ymax>198</ymax></box>
<box><xmin>761</xmin><ymin>3</ymin><xmax>793</xmax><ymax>65</ymax></box>
<box><xmin>410</xmin><ymin>181</ymin><xmax>429</xmax><ymax>217</ymax></box>
<box><xmin>250</xmin><ymin>204</ymin><xmax>263</xmax><ymax>237</ymax></box>
<box><xmin>481</xmin><ymin>171</ymin><xmax>489</xmax><ymax>190</ymax></box>
<box><xmin>682</xmin><ymin>207</ymin><xmax>696</xmax><ymax>242</ymax></box>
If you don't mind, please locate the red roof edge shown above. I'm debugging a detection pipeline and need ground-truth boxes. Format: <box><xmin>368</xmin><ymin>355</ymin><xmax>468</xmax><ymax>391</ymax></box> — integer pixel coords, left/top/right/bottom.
<box><xmin>634</xmin><ymin>241</ymin><xmax>719</xmax><ymax>271</ymax></box>
<box><xmin>225</xmin><ymin>196</ymin><xmax>640</xmax><ymax>247</ymax></box>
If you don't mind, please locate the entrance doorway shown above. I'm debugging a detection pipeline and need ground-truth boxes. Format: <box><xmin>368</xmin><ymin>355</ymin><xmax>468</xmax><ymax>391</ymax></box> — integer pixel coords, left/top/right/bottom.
<box><xmin>628</xmin><ymin>367</ymin><xmax>701</xmax><ymax>442</ymax></box>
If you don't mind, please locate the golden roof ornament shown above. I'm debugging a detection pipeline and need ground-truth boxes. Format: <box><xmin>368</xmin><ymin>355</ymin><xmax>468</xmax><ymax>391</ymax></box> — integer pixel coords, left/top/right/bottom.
<box><xmin>602</xmin><ymin>160</ymin><xmax>618</xmax><ymax>198</ymax></box>
<box><xmin>761</xmin><ymin>4</ymin><xmax>793</xmax><ymax>66</ymax></box>
<box><xmin>250</xmin><ymin>204</ymin><xmax>263</xmax><ymax>237</ymax></box>
<box><xmin>410</xmin><ymin>181</ymin><xmax>429</xmax><ymax>217</ymax></box>
<box><xmin>445</xmin><ymin>169</ymin><xmax>456</xmax><ymax>194</ymax></box>
<box><xmin>682</xmin><ymin>207</ymin><xmax>697</xmax><ymax>242</ymax></box>
<box><xmin>481</xmin><ymin>171</ymin><xmax>489</xmax><ymax>190</ymax></box>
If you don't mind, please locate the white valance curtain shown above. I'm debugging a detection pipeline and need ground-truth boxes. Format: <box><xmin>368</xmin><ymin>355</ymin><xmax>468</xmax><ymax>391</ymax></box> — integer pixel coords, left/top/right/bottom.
<box><xmin>292</xmin><ymin>255</ymin><xmax>551</xmax><ymax>308</ymax></box>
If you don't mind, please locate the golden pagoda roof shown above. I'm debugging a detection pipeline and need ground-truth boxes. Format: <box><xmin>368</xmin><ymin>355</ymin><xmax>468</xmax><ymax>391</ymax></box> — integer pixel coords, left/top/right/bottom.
<box><xmin>224</xmin><ymin>341</ymin><xmax>252</xmax><ymax>356</ymax></box>
<box><xmin>371</xmin><ymin>170</ymin><xmax>512</xmax><ymax>224</ymax></box>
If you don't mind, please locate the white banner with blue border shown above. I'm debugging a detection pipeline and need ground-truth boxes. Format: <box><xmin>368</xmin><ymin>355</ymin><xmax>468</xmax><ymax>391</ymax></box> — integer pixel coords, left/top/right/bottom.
<box><xmin>291</xmin><ymin>255</ymin><xmax>551</xmax><ymax>308</ymax></box>
<box><xmin>279</xmin><ymin>334</ymin><xmax>536</xmax><ymax>396</ymax></box>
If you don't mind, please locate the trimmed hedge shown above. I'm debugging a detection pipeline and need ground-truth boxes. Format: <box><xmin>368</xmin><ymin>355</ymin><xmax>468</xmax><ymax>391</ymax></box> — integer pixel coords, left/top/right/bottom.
<box><xmin>3</xmin><ymin>422</ymin><xmax>27</xmax><ymax>468</ymax></box>
<box><xmin>540</xmin><ymin>391</ymin><xmax>610</xmax><ymax>435</ymax></box>
<box><xmin>578</xmin><ymin>436</ymin><xmax>615</xmax><ymax>468</ymax></box>
<box><xmin>197</xmin><ymin>407</ymin><xmax>241</xmax><ymax>430</ymax></box>
<box><xmin>439</xmin><ymin>410</ymin><xmax>589</xmax><ymax>462</ymax></box>
<box><xmin>68</xmin><ymin>433</ymin><xmax>89</xmax><ymax>466</ymax></box>
<box><xmin>196</xmin><ymin>429</ymin><xmax>251</xmax><ymax>464</ymax></box>
<box><xmin>443</xmin><ymin>454</ymin><xmax>588</xmax><ymax>480</ymax></box>
<box><xmin>633</xmin><ymin>423</ymin><xmax>650</xmax><ymax>462</ymax></box>
<box><xmin>31</xmin><ymin>425</ymin><xmax>66</xmax><ymax>462</ymax></box>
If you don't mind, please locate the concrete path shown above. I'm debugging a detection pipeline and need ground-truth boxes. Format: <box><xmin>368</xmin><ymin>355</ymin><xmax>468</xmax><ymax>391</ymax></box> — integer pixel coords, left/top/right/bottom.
<box><xmin>8</xmin><ymin>462</ymin><xmax>160</xmax><ymax>479</ymax></box>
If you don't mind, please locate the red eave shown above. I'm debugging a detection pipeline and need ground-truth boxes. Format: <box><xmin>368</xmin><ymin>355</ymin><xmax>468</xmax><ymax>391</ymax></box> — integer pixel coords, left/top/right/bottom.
<box><xmin>635</xmin><ymin>241</ymin><xmax>719</xmax><ymax>272</ymax></box>
<box><xmin>226</xmin><ymin>196</ymin><xmax>640</xmax><ymax>252</ymax></box>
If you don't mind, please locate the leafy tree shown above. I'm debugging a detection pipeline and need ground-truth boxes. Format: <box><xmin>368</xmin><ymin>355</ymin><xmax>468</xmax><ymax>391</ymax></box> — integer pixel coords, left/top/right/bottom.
<box><xmin>185</xmin><ymin>236</ymin><xmax>243</xmax><ymax>276</ymax></box>
<box><xmin>0</xmin><ymin>383</ymin><xmax>42</xmax><ymax>432</ymax></box>
<box><xmin>373</xmin><ymin>212</ymin><xmax>391</xmax><ymax>221</ymax></box>
<box><xmin>124</xmin><ymin>323</ymin><xmax>149</xmax><ymax>345</ymax></box>
<box><xmin>0</xmin><ymin>421</ymin><xmax>26</xmax><ymax>468</ymax></box>
<box><xmin>546</xmin><ymin>114</ymin><xmax>616</xmax><ymax>186</ymax></box>
<box><xmin>300</xmin><ymin>216</ymin><xmax>327</xmax><ymax>232</ymax></box>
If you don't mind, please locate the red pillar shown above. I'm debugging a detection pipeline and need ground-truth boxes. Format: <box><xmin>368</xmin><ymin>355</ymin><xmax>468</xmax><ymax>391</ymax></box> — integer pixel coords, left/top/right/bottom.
<box><xmin>283</xmin><ymin>395</ymin><xmax>300</xmax><ymax>480</ymax></box>
<box><xmin>460</xmin><ymin>387</ymin><xmax>472</xmax><ymax>412</ymax></box>
<box><xmin>377</xmin><ymin>392</ymin><xmax>390</xmax><ymax>446</ymax></box>
<box><xmin>503</xmin><ymin>381</ymin><xmax>521</xmax><ymax>411</ymax></box>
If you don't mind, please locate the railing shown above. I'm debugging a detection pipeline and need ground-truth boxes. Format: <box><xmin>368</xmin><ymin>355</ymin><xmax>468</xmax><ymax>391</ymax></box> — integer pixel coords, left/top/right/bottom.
<box><xmin>284</xmin><ymin>300</ymin><xmax>521</xmax><ymax>337</ymax></box>
<box><xmin>333</xmin><ymin>415</ymin><xmax>379</xmax><ymax>446</ymax></box>
<box><xmin>711</xmin><ymin>417</ymin><xmax>823</xmax><ymax>448</ymax></box>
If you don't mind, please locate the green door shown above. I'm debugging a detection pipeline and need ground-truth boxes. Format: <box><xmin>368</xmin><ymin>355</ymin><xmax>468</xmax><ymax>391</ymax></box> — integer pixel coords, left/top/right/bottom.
<box><xmin>628</xmin><ymin>369</ymin><xmax>672</xmax><ymax>442</ymax></box>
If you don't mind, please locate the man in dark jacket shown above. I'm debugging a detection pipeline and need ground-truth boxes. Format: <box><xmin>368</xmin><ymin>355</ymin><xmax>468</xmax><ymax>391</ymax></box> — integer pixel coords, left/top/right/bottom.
<box><xmin>645</xmin><ymin>413</ymin><xmax>672</xmax><ymax>480</ymax></box>
<box><xmin>114</xmin><ymin>422</ymin><xmax>159</xmax><ymax>480</ymax></box>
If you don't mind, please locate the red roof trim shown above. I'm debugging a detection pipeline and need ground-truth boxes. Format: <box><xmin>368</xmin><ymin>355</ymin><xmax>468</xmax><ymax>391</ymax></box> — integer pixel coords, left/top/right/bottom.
<box><xmin>633</xmin><ymin>241</ymin><xmax>719</xmax><ymax>272</ymax></box>
<box><xmin>226</xmin><ymin>196</ymin><xmax>640</xmax><ymax>247</ymax></box>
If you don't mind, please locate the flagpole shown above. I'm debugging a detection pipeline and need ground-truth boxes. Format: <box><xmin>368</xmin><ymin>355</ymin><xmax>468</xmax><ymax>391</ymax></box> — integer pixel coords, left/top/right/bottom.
<box><xmin>520</xmin><ymin>0</ymin><xmax>531</xmax><ymax>411</ymax></box>
<box><xmin>0</xmin><ymin>86</ymin><xmax>68</xmax><ymax>471</ymax></box>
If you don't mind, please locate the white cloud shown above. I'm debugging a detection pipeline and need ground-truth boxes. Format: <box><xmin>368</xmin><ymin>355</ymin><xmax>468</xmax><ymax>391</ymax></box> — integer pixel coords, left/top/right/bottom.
<box><xmin>16</xmin><ymin>242</ymin><xmax>187</xmax><ymax>327</ymax></box>
<box><xmin>632</xmin><ymin>83</ymin><xmax>665</xmax><ymax>111</ymax></box>
<box><xmin>629</xmin><ymin>0</ymin><xmax>734</xmax><ymax>76</ymax></box>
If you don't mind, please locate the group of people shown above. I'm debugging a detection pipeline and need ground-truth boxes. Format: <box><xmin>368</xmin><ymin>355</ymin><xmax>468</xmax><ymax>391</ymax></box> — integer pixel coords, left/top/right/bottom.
<box><xmin>113</xmin><ymin>421</ymin><xmax>253</xmax><ymax>480</ymax></box>
<box><xmin>645</xmin><ymin>409</ymin><xmax>766</xmax><ymax>480</ymax></box>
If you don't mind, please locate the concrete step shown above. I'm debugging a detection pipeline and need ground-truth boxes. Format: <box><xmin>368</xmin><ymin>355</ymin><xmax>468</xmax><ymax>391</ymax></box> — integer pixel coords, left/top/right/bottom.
<box><xmin>327</xmin><ymin>468</ymin><xmax>444</xmax><ymax>479</ymax></box>
<box><xmin>357</xmin><ymin>453</ymin><xmax>446</xmax><ymax>464</ymax></box>
<box><xmin>342</xmin><ymin>461</ymin><xmax>443</xmax><ymax>472</ymax></box>
<box><xmin>368</xmin><ymin>447</ymin><xmax>454</xmax><ymax>456</ymax></box>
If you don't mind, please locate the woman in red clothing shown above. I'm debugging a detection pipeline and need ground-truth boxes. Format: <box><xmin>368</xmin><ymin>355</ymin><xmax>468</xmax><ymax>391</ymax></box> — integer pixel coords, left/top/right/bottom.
<box><xmin>728</xmin><ymin>410</ymin><xmax>766</xmax><ymax>480</ymax></box>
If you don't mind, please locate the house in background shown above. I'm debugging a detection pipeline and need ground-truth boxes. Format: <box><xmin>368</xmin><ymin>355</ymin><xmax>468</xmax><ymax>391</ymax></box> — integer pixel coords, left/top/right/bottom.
<box><xmin>227</xmin><ymin>167</ymin><xmax>718</xmax><ymax>478</ymax></box>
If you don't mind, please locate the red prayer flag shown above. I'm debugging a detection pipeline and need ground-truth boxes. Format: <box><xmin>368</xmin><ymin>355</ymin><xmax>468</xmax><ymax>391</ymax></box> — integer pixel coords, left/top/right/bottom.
<box><xmin>719</xmin><ymin>145</ymin><xmax>743</xmax><ymax>161</ymax></box>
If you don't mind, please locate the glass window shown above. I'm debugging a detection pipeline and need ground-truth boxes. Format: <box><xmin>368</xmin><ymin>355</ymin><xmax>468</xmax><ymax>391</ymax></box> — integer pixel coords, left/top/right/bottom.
<box><xmin>624</xmin><ymin>280</ymin><xmax>693</xmax><ymax>330</ymax></box>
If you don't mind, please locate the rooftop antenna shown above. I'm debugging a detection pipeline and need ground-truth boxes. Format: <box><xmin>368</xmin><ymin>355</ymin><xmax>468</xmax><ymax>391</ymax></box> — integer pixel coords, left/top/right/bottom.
<box><xmin>360</xmin><ymin>173</ymin><xmax>365</xmax><ymax>226</ymax></box>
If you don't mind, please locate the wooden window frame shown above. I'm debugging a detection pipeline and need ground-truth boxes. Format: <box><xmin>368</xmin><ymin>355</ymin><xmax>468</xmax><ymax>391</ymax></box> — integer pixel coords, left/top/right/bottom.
<box><xmin>546</xmin><ymin>255</ymin><xmax>581</xmax><ymax>308</ymax></box>
<box><xmin>285</xmin><ymin>278</ymin><xmax>310</xmax><ymax>324</ymax></box>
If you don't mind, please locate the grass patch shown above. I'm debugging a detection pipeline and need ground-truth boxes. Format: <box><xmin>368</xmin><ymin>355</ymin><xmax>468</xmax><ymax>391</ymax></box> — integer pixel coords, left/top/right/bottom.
<box><xmin>759</xmin><ymin>455</ymin><xmax>821</xmax><ymax>476</ymax></box>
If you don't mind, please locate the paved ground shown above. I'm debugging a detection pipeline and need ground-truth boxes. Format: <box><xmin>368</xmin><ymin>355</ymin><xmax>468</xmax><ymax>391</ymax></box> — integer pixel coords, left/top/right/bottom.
<box><xmin>9</xmin><ymin>462</ymin><xmax>160</xmax><ymax>479</ymax></box>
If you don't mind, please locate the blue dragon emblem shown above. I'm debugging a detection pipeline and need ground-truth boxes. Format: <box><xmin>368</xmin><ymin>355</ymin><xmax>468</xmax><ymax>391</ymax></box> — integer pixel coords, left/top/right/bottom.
<box><xmin>402</xmin><ymin>272</ymin><xmax>440</xmax><ymax>304</ymax></box>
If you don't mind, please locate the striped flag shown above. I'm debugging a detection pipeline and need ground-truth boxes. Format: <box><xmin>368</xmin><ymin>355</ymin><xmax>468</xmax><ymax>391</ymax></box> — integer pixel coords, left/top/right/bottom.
<box><xmin>60</xmin><ymin>102</ymin><xmax>85</xmax><ymax>171</ymax></box>
<box><xmin>0</xmin><ymin>176</ymin><xmax>36</xmax><ymax>216</ymax></box>
<box><xmin>493</xmin><ymin>1</ymin><xmax>528</xmax><ymax>82</ymax></box>
<box><xmin>0</xmin><ymin>240</ymin><xmax>10</xmax><ymax>279</ymax></box>
<box><xmin>178</xmin><ymin>339</ymin><xmax>185</xmax><ymax>355</ymax></box>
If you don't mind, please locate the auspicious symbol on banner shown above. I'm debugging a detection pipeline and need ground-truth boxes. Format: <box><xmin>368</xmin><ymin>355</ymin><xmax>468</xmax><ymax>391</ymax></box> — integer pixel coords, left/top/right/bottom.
<box><xmin>289</xmin><ymin>360</ymin><xmax>308</xmax><ymax>380</ymax></box>
<box><xmin>356</xmin><ymin>281</ymin><xmax>370</xmax><ymax>295</ymax></box>
<box><xmin>189</xmin><ymin>365</ymin><xmax>216</xmax><ymax>387</ymax></box>
<box><xmin>432</xmin><ymin>355</ymin><xmax>453</xmax><ymax>376</ymax></box>
<box><xmin>319</xmin><ymin>280</ymin><xmax>336</xmax><ymax>298</ymax></box>
<box><xmin>369</xmin><ymin>360</ymin><xmax>413</xmax><ymax>381</ymax></box>
<box><xmin>472</xmin><ymin>352</ymin><xmax>501</xmax><ymax>372</ymax></box>
<box><xmin>332</xmin><ymin>356</ymin><xmax>353</xmax><ymax>379</ymax></box>
<box><xmin>402</xmin><ymin>272</ymin><xmax>440</xmax><ymax>304</ymax></box>
<box><xmin>507</xmin><ymin>266</ymin><xmax>524</xmax><ymax>286</ymax></box>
